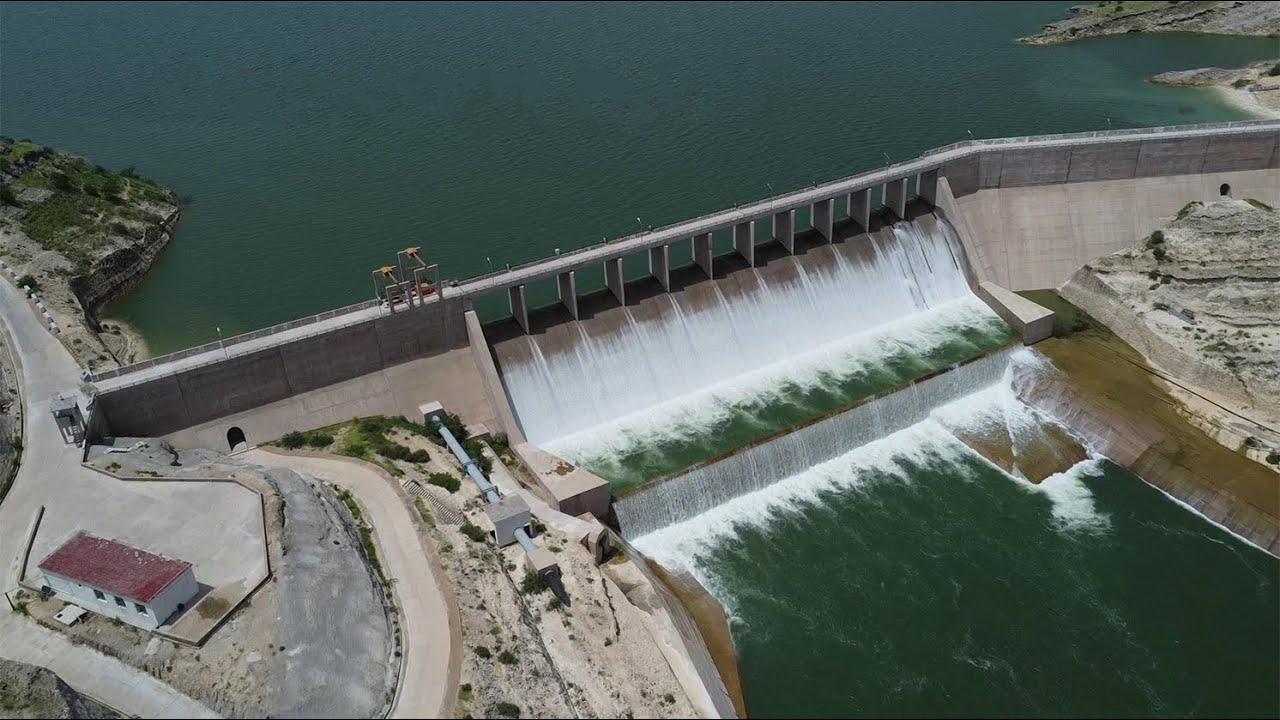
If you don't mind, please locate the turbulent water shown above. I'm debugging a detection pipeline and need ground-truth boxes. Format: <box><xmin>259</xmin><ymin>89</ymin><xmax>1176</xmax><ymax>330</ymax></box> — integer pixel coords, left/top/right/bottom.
<box><xmin>636</xmin><ymin>352</ymin><xmax>1280</xmax><ymax>717</ymax></box>
<box><xmin>503</xmin><ymin>219</ymin><xmax>1014</xmax><ymax>490</ymax></box>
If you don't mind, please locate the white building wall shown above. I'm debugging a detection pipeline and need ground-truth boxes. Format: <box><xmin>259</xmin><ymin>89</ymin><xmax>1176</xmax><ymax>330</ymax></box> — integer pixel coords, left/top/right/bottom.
<box><xmin>42</xmin><ymin>567</ymin><xmax>197</xmax><ymax>630</ymax></box>
<box><xmin>147</xmin><ymin>570</ymin><xmax>199</xmax><ymax>625</ymax></box>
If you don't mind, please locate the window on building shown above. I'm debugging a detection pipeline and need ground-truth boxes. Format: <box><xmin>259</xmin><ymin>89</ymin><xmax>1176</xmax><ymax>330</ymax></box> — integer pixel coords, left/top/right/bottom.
<box><xmin>134</xmin><ymin>603</ymin><xmax>147</xmax><ymax>615</ymax></box>
<box><xmin>93</xmin><ymin>589</ymin><xmax>106</xmax><ymax>601</ymax></box>
<box><xmin>114</xmin><ymin>596</ymin><xmax>126</xmax><ymax>608</ymax></box>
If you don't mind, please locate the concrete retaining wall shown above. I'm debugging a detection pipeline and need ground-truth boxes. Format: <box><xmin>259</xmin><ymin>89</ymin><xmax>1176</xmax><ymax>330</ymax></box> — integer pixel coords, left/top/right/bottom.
<box><xmin>98</xmin><ymin>296</ymin><xmax>472</xmax><ymax>440</ymax></box>
<box><xmin>948</xmin><ymin>168</ymin><xmax>1278</xmax><ymax>291</ymax></box>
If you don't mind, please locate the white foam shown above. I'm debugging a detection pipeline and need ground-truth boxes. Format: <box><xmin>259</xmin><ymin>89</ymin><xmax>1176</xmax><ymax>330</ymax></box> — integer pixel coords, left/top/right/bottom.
<box><xmin>548</xmin><ymin>296</ymin><xmax>1005</xmax><ymax>471</ymax></box>
<box><xmin>504</xmin><ymin>219</ymin><xmax>979</xmax><ymax>446</ymax></box>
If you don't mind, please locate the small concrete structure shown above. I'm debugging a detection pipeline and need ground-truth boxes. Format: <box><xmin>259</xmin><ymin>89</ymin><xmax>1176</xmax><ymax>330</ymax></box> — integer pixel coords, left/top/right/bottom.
<box><xmin>508</xmin><ymin>285</ymin><xmax>529</xmax><ymax>333</ymax></box>
<box><xmin>557</xmin><ymin>271</ymin><xmax>578</xmax><ymax>319</ymax></box>
<box><xmin>512</xmin><ymin>442</ymin><xmax>610</xmax><ymax>520</ymax></box>
<box><xmin>732</xmin><ymin>221</ymin><xmax>755</xmax><ymax>266</ymax></box>
<box><xmin>975</xmin><ymin>282</ymin><xmax>1054</xmax><ymax>344</ymax></box>
<box><xmin>885</xmin><ymin>177</ymin><xmax>907</xmax><ymax>218</ymax></box>
<box><xmin>772</xmin><ymin>209</ymin><xmax>795</xmax><ymax>254</ymax></box>
<box><xmin>811</xmin><ymin>197</ymin><xmax>834</xmax><ymax>241</ymax></box>
<box><xmin>692</xmin><ymin>233</ymin><xmax>714</xmax><ymax>278</ymax></box>
<box><xmin>482</xmin><ymin>494</ymin><xmax>532</xmax><ymax>547</ymax></box>
<box><xmin>604</xmin><ymin>257</ymin><xmax>626</xmax><ymax>306</ymax></box>
<box><xmin>649</xmin><ymin>245</ymin><xmax>670</xmax><ymax>291</ymax></box>
<box><xmin>847</xmin><ymin>187</ymin><xmax>872</xmax><ymax>232</ymax></box>
<box><xmin>38</xmin><ymin>531</ymin><xmax>199</xmax><ymax>631</ymax></box>
<box><xmin>525</xmin><ymin>546</ymin><xmax>559</xmax><ymax>577</ymax></box>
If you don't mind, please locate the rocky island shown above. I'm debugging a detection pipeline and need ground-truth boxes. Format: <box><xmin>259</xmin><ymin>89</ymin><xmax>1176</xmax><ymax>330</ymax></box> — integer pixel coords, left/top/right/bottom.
<box><xmin>1019</xmin><ymin>1</ymin><xmax>1280</xmax><ymax>45</ymax></box>
<box><xmin>0</xmin><ymin>138</ymin><xmax>178</xmax><ymax>370</ymax></box>
<box><xmin>1149</xmin><ymin>58</ymin><xmax>1280</xmax><ymax>118</ymax></box>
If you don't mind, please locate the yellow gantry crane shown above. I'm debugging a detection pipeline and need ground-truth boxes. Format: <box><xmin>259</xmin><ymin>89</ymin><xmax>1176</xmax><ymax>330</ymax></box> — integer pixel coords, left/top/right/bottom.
<box><xmin>373</xmin><ymin>248</ymin><xmax>441</xmax><ymax>312</ymax></box>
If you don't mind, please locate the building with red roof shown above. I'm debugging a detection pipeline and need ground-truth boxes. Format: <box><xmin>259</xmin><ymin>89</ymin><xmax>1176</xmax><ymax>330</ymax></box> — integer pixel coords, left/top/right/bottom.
<box><xmin>38</xmin><ymin>531</ymin><xmax>198</xmax><ymax>630</ymax></box>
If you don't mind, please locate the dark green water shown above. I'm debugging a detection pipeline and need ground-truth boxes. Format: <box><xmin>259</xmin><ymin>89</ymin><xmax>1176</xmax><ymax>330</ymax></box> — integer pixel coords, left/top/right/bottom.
<box><xmin>638</xmin><ymin>431</ymin><xmax>1280</xmax><ymax>718</ymax></box>
<box><xmin>0</xmin><ymin>2</ymin><xmax>1274</xmax><ymax>352</ymax></box>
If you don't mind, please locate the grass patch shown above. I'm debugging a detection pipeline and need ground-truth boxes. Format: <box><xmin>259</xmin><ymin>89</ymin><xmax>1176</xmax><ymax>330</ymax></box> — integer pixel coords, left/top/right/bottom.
<box><xmin>336</xmin><ymin>488</ymin><xmax>387</xmax><ymax>584</ymax></box>
<box><xmin>497</xmin><ymin>649</ymin><xmax>517</xmax><ymax>665</ymax></box>
<box><xmin>473</xmin><ymin>645</ymin><xmax>492</xmax><ymax>659</ymax></box>
<box><xmin>414</xmin><ymin>497</ymin><xmax>436</xmax><ymax>528</ymax></box>
<box><xmin>277</xmin><ymin>429</ymin><xmax>334</xmax><ymax>449</ymax></box>
<box><xmin>1245</xmin><ymin>198</ymin><xmax>1274</xmax><ymax>212</ymax></box>
<box><xmin>494</xmin><ymin>701</ymin><xmax>522</xmax><ymax>718</ymax></box>
<box><xmin>1175</xmin><ymin>201</ymin><xmax>1200</xmax><ymax>220</ymax></box>
<box><xmin>520</xmin><ymin>570</ymin><xmax>548</xmax><ymax>595</ymax></box>
<box><xmin>14</xmin><ymin>274</ymin><xmax>38</xmax><ymax>291</ymax></box>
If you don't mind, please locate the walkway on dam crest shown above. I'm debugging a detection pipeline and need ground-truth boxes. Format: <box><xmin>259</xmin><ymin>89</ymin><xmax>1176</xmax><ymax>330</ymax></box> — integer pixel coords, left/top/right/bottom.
<box><xmin>241</xmin><ymin>448</ymin><xmax>459</xmax><ymax>720</ymax></box>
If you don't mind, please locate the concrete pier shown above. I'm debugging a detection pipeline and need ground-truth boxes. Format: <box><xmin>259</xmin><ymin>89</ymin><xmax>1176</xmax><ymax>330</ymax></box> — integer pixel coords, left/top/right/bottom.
<box><xmin>811</xmin><ymin>198</ymin><xmax>834</xmax><ymax>241</ymax></box>
<box><xmin>604</xmin><ymin>257</ymin><xmax>626</xmax><ymax>306</ymax></box>
<box><xmin>733</xmin><ymin>221</ymin><xmax>755</xmax><ymax>266</ymax></box>
<box><xmin>885</xmin><ymin>178</ymin><xmax>907</xmax><ymax>218</ymax></box>
<box><xmin>693</xmin><ymin>233</ymin><xmax>714</xmax><ymax>279</ymax></box>
<box><xmin>847</xmin><ymin>188</ymin><xmax>871</xmax><ymax>232</ymax></box>
<box><xmin>772</xmin><ymin>210</ymin><xmax>795</xmax><ymax>254</ymax></box>
<box><xmin>918</xmin><ymin>168</ymin><xmax>938</xmax><ymax>206</ymax></box>
<box><xmin>557</xmin><ymin>271</ymin><xmax>578</xmax><ymax>320</ymax></box>
<box><xmin>649</xmin><ymin>244</ymin><xmax>671</xmax><ymax>291</ymax></box>
<box><xmin>508</xmin><ymin>285</ymin><xmax>529</xmax><ymax>334</ymax></box>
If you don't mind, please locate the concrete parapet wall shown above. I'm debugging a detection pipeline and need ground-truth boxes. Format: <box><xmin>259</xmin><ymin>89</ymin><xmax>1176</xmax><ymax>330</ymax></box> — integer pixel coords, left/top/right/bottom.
<box><xmin>98</xmin><ymin>296</ymin><xmax>472</xmax><ymax>439</ymax></box>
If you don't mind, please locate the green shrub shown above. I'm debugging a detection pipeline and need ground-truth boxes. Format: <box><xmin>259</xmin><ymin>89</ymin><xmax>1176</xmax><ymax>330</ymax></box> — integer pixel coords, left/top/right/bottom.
<box><xmin>427</xmin><ymin>472</ymin><xmax>461</xmax><ymax>493</ymax></box>
<box><xmin>494</xmin><ymin>702</ymin><xmax>521</xmax><ymax>718</ymax></box>
<box><xmin>279</xmin><ymin>431</ymin><xmax>306</xmax><ymax>449</ymax></box>
<box><xmin>408</xmin><ymin>448</ymin><xmax>430</xmax><ymax>463</ymax></box>
<box><xmin>0</xmin><ymin>185</ymin><xmax>16</xmax><ymax>206</ymax></box>
<box><xmin>1266</xmin><ymin>451</ymin><xmax>1279</xmax><ymax>465</ymax></box>
<box><xmin>430</xmin><ymin>411</ymin><xmax>468</xmax><ymax>446</ymax></box>
<box><xmin>460</xmin><ymin>520</ymin><xmax>488</xmax><ymax>543</ymax></box>
<box><xmin>51</xmin><ymin>172</ymin><xmax>74</xmax><ymax>192</ymax></box>
<box><xmin>520</xmin><ymin>570</ymin><xmax>547</xmax><ymax>595</ymax></box>
<box><xmin>15</xmin><ymin>274</ymin><xmax>39</xmax><ymax>291</ymax></box>
<box><xmin>1232</xmin><ymin>77</ymin><xmax>1252</xmax><ymax>89</ymax></box>
<box><xmin>343</xmin><ymin>439</ymin><xmax>367</xmax><ymax>458</ymax></box>
<box><xmin>305</xmin><ymin>431</ymin><xmax>333</xmax><ymax>448</ymax></box>
<box><xmin>1152</xmin><ymin>246</ymin><xmax>1167</xmax><ymax>261</ymax></box>
<box><xmin>546</xmin><ymin>596</ymin><xmax>563</xmax><ymax>611</ymax></box>
<box><xmin>473</xmin><ymin>645</ymin><xmax>492</xmax><ymax>659</ymax></box>
<box><xmin>464</xmin><ymin>439</ymin><xmax>493</xmax><ymax>476</ymax></box>
<box><xmin>497</xmin><ymin>649</ymin><xmax>517</xmax><ymax>665</ymax></box>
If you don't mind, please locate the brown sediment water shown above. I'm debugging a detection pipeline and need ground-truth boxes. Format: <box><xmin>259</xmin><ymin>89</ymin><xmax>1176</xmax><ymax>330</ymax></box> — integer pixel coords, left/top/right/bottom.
<box><xmin>1015</xmin><ymin>294</ymin><xmax>1279</xmax><ymax>554</ymax></box>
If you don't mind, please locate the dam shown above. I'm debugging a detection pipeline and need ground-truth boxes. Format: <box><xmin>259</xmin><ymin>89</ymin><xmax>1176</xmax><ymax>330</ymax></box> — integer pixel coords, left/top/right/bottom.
<box><xmin>80</xmin><ymin>119</ymin><xmax>1280</xmax><ymax>717</ymax></box>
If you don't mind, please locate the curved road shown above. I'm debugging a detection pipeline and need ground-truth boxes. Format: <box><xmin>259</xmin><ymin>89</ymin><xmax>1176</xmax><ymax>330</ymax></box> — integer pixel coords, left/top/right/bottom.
<box><xmin>241</xmin><ymin>449</ymin><xmax>457</xmax><ymax>719</ymax></box>
<box><xmin>0</xmin><ymin>275</ymin><xmax>218</xmax><ymax>718</ymax></box>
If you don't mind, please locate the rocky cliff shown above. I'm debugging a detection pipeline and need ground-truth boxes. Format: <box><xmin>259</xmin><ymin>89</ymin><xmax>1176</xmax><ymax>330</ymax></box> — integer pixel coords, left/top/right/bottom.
<box><xmin>1019</xmin><ymin>1</ymin><xmax>1280</xmax><ymax>45</ymax></box>
<box><xmin>1061</xmin><ymin>198</ymin><xmax>1280</xmax><ymax>432</ymax></box>
<box><xmin>0</xmin><ymin>658</ymin><xmax>119</xmax><ymax>719</ymax></box>
<box><xmin>0</xmin><ymin>139</ymin><xmax>179</xmax><ymax>369</ymax></box>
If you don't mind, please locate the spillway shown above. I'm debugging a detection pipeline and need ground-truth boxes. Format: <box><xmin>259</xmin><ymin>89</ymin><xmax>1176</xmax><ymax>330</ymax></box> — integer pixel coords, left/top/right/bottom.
<box><xmin>494</xmin><ymin>215</ymin><xmax>1014</xmax><ymax>490</ymax></box>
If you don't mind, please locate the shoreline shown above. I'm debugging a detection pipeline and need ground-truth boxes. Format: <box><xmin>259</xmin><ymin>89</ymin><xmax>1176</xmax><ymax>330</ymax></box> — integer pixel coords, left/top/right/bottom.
<box><xmin>1213</xmin><ymin>84</ymin><xmax>1280</xmax><ymax>119</ymax></box>
<box><xmin>97</xmin><ymin>316</ymin><xmax>151</xmax><ymax>365</ymax></box>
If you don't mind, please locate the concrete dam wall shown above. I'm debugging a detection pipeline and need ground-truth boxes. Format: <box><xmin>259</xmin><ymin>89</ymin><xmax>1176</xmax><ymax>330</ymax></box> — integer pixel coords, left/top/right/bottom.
<box><xmin>96</xmin><ymin>295</ymin><xmax>474</xmax><ymax>439</ymax></box>
<box><xmin>89</xmin><ymin>120</ymin><xmax>1277</xmax><ymax>451</ymax></box>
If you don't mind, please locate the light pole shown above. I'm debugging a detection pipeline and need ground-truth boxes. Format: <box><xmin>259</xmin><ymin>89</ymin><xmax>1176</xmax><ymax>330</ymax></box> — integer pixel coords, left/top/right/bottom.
<box><xmin>966</xmin><ymin>129</ymin><xmax>974</xmax><ymax>142</ymax></box>
<box><xmin>216</xmin><ymin>326</ymin><xmax>227</xmax><ymax>359</ymax></box>
<box><xmin>485</xmin><ymin>256</ymin><xmax>493</xmax><ymax>273</ymax></box>
<box><xmin>1106</xmin><ymin>117</ymin><xmax>1112</xmax><ymax>132</ymax></box>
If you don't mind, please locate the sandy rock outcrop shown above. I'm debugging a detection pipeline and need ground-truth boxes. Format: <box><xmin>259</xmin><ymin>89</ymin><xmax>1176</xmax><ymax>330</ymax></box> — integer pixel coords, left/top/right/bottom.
<box><xmin>1061</xmin><ymin>198</ymin><xmax>1280</xmax><ymax>429</ymax></box>
<box><xmin>1019</xmin><ymin>1</ymin><xmax>1280</xmax><ymax>45</ymax></box>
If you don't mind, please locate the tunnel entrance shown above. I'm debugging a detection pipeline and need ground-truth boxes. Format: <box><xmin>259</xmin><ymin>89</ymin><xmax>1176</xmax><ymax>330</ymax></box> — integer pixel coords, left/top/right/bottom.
<box><xmin>1220</xmin><ymin>183</ymin><xmax>1232</xmax><ymax>197</ymax></box>
<box><xmin>227</xmin><ymin>426</ymin><xmax>247</xmax><ymax>452</ymax></box>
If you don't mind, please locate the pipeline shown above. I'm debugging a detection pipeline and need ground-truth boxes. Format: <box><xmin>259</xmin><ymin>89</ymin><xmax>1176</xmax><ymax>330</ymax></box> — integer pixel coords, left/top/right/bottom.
<box><xmin>432</xmin><ymin>418</ymin><xmax>535</xmax><ymax>553</ymax></box>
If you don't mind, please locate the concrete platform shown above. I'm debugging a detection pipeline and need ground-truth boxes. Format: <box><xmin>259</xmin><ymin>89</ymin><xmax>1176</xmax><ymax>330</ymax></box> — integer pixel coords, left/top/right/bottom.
<box><xmin>511</xmin><ymin>442</ymin><xmax>610</xmax><ymax>520</ymax></box>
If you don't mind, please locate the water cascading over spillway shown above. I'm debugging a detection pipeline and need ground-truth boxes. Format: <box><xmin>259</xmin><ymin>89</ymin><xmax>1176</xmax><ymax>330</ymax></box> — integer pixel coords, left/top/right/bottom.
<box><xmin>497</xmin><ymin>216</ymin><xmax>1013</xmax><ymax>489</ymax></box>
<box><xmin>615</xmin><ymin>347</ymin><xmax>1020</xmax><ymax>537</ymax></box>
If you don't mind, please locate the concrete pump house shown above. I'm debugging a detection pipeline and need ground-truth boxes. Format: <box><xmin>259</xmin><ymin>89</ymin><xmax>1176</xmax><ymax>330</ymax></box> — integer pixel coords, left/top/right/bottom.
<box><xmin>38</xmin><ymin>531</ymin><xmax>199</xmax><ymax>630</ymax></box>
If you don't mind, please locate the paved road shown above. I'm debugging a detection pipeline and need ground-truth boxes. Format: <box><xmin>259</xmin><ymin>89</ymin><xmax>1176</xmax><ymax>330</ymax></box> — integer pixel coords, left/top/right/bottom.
<box><xmin>242</xmin><ymin>449</ymin><xmax>456</xmax><ymax>719</ymax></box>
<box><xmin>0</xmin><ymin>277</ymin><xmax>219</xmax><ymax>718</ymax></box>
<box><xmin>0</xmin><ymin>611</ymin><xmax>218</xmax><ymax>718</ymax></box>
